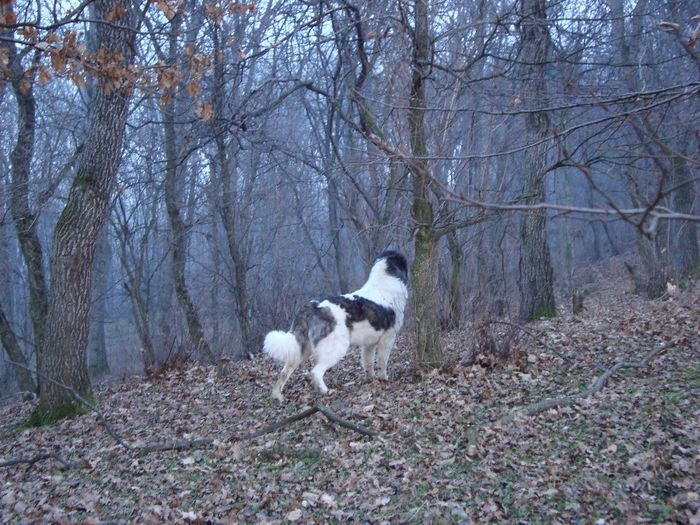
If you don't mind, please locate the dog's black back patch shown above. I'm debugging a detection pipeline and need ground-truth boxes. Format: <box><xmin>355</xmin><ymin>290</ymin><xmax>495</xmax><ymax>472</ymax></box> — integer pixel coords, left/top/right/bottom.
<box><xmin>375</xmin><ymin>250</ymin><xmax>408</xmax><ymax>285</ymax></box>
<box><xmin>291</xmin><ymin>302</ymin><xmax>336</xmax><ymax>355</ymax></box>
<box><xmin>326</xmin><ymin>295</ymin><xmax>396</xmax><ymax>331</ymax></box>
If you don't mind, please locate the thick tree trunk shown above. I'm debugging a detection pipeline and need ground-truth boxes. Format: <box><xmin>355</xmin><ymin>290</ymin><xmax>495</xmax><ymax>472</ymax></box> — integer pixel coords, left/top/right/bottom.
<box><xmin>517</xmin><ymin>0</ymin><xmax>556</xmax><ymax>321</ymax></box>
<box><xmin>35</xmin><ymin>0</ymin><xmax>138</xmax><ymax>421</ymax></box>
<box><xmin>162</xmin><ymin>12</ymin><xmax>212</xmax><ymax>363</ymax></box>
<box><xmin>410</xmin><ymin>0</ymin><xmax>443</xmax><ymax>369</ymax></box>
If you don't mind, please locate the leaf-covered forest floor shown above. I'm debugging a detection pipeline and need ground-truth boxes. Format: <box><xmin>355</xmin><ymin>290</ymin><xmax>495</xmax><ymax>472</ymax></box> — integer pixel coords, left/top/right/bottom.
<box><xmin>2</xmin><ymin>263</ymin><xmax>699</xmax><ymax>524</ymax></box>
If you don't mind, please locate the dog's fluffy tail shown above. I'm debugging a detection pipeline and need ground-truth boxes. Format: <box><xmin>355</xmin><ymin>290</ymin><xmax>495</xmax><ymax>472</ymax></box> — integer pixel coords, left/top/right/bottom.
<box><xmin>263</xmin><ymin>330</ymin><xmax>301</xmax><ymax>365</ymax></box>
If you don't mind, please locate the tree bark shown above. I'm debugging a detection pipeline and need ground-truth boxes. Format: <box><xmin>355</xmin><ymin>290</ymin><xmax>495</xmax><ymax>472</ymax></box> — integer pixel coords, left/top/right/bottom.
<box><xmin>517</xmin><ymin>0</ymin><xmax>556</xmax><ymax>321</ymax></box>
<box><xmin>410</xmin><ymin>0</ymin><xmax>443</xmax><ymax>369</ymax></box>
<box><xmin>87</xmin><ymin>225</ymin><xmax>111</xmax><ymax>378</ymax></box>
<box><xmin>36</xmin><ymin>0</ymin><xmax>139</xmax><ymax>419</ymax></box>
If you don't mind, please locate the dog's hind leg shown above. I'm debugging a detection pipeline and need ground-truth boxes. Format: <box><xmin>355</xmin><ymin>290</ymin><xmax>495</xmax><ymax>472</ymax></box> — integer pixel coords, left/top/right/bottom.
<box><xmin>310</xmin><ymin>330</ymin><xmax>349</xmax><ymax>394</ymax></box>
<box><xmin>376</xmin><ymin>331</ymin><xmax>397</xmax><ymax>381</ymax></box>
<box><xmin>310</xmin><ymin>362</ymin><xmax>331</xmax><ymax>394</ymax></box>
<box><xmin>272</xmin><ymin>362</ymin><xmax>299</xmax><ymax>402</ymax></box>
<box><xmin>361</xmin><ymin>345</ymin><xmax>377</xmax><ymax>379</ymax></box>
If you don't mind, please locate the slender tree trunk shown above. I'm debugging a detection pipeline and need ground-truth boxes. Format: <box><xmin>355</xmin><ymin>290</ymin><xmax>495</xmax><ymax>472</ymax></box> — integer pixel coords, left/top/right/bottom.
<box><xmin>212</xmin><ymin>26</ymin><xmax>253</xmax><ymax>357</ymax></box>
<box><xmin>666</xmin><ymin>140</ymin><xmax>698</xmax><ymax>278</ymax></box>
<box><xmin>324</xmin><ymin>109</ymin><xmax>350</xmax><ymax>292</ymax></box>
<box><xmin>0</xmin><ymin>304</ymin><xmax>36</xmax><ymax>392</ymax></box>
<box><xmin>35</xmin><ymin>0</ymin><xmax>139</xmax><ymax>420</ymax></box>
<box><xmin>162</xmin><ymin>11</ymin><xmax>212</xmax><ymax>363</ymax></box>
<box><xmin>517</xmin><ymin>0</ymin><xmax>556</xmax><ymax>321</ymax></box>
<box><xmin>446</xmin><ymin>231</ymin><xmax>462</xmax><ymax>329</ymax></box>
<box><xmin>410</xmin><ymin>0</ymin><xmax>443</xmax><ymax>369</ymax></box>
<box><xmin>2</xmin><ymin>10</ymin><xmax>48</xmax><ymax>385</ymax></box>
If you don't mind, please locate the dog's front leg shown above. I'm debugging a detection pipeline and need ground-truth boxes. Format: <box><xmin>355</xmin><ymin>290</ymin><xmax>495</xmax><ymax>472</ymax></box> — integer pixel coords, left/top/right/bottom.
<box><xmin>376</xmin><ymin>332</ymin><xmax>396</xmax><ymax>381</ymax></box>
<box><xmin>361</xmin><ymin>345</ymin><xmax>376</xmax><ymax>380</ymax></box>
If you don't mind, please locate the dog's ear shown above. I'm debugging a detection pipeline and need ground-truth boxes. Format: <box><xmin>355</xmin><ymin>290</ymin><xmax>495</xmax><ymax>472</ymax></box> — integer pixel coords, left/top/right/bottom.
<box><xmin>378</xmin><ymin>251</ymin><xmax>408</xmax><ymax>284</ymax></box>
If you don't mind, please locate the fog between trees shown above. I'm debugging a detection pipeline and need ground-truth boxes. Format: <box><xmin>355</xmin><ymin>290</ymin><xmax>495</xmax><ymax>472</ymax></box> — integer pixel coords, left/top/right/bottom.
<box><xmin>0</xmin><ymin>0</ymin><xmax>698</xmax><ymax>417</ymax></box>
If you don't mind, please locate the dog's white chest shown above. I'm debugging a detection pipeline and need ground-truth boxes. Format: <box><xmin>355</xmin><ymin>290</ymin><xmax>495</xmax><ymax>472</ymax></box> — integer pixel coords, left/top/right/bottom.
<box><xmin>349</xmin><ymin>320</ymin><xmax>384</xmax><ymax>346</ymax></box>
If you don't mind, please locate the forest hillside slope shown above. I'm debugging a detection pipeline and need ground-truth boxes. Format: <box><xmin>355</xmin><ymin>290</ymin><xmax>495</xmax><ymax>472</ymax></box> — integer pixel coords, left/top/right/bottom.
<box><xmin>1</xmin><ymin>263</ymin><xmax>698</xmax><ymax>524</ymax></box>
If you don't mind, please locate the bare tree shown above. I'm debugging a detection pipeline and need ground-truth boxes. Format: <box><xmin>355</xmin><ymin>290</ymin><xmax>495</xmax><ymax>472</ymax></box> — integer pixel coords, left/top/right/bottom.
<box><xmin>35</xmin><ymin>0</ymin><xmax>141</xmax><ymax>421</ymax></box>
<box><xmin>1</xmin><ymin>2</ymin><xmax>48</xmax><ymax>390</ymax></box>
<box><xmin>516</xmin><ymin>0</ymin><xmax>556</xmax><ymax>321</ymax></box>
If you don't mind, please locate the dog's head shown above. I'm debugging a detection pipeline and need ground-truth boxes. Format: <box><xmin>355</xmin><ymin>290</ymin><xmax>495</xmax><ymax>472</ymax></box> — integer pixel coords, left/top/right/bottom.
<box><xmin>374</xmin><ymin>250</ymin><xmax>408</xmax><ymax>285</ymax></box>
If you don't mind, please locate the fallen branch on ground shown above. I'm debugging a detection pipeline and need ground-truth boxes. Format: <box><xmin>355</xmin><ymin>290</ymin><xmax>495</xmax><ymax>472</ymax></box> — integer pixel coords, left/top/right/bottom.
<box><xmin>0</xmin><ymin>452</ymin><xmax>73</xmax><ymax>470</ymax></box>
<box><xmin>138</xmin><ymin>439</ymin><xmax>216</xmax><ymax>454</ymax></box>
<box><xmin>132</xmin><ymin>404</ymin><xmax>377</xmax><ymax>457</ymax></box>
<box><xmin>241</xmin><ymin>404</ymin><xmax>378</xmax><ymax>439</ymax></box>
<box><xmin>467</xmin><ymin>346</ymin><xmax>668</xmax><ymax>444</ymax></box>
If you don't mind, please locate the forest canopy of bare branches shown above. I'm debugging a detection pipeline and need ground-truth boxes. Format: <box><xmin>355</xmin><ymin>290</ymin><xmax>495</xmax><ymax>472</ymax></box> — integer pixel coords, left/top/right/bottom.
<box><xmin>1</xmin><ymin>1</ymin><xmax>699</xmax><ymax>522</ymax></box>
<box><xmin>0</xmin><ymin>0</ymin><xmax>698</xmax><ymax>412</ymax></box>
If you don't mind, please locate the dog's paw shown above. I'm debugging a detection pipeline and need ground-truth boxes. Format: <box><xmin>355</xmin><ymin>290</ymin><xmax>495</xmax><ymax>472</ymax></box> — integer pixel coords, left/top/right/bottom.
<box><xmin>377</xmin><ymin>373</ymin><xmax>389</xmax><ymax>381</ymax></box>
<box><xmin>271</xmin><ymin>390</ymin><xmax>285</xmax><ymax>402</ymax></box>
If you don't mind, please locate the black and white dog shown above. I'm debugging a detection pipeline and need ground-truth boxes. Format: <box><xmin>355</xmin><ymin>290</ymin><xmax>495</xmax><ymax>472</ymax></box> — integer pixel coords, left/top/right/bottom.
<box><xmin>264</xmin><ymin>251</ymin><xmax>409</xmax><ymax>401</ymax></box>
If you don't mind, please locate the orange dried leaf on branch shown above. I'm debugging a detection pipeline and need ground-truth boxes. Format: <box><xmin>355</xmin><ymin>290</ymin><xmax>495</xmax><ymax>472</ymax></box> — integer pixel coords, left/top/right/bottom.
<box><xmin>105</xmin><ymin>3</ymin><xmax>126</xmax><ymax>21</ymax></box>
<box><xmin>186</xmin><ymin>79</ymin><xmax>202</xmax><ymax>98</ymax></box>
<box><xmin>18</xmin><ymin>79</ymin><xmax>32</xmax><ymax>95</ymax></box>
<box><xmin>38</xmin><ymin>65</ymin><xmax>51</xmax><ymax>86</ymax></box>
<box><xmin>157</xmin><ymin>65</ymin><xmax>182</xmax><ymax>90</ymax></box>
<box><xmin>195</xmin><ymin>101</ymin><xmax>214</xmax><ymax>121</ymax></box>
<box><xmin>155</xmin><ymin>0</ymin><xmax>179</xmax><ymax>21</ymax></box>
<box><xmin>18</xmin><ymin>26</ymin><xmax>38</xmax><ymax>43</ymax></box>
<box><xmin>204</xmin><ymin>3</ymin><xmax>223</xmax><ymax>25</ymax></box>
<box><xmin>50</xmin><ymin>49</ymin><xmax>67</xmax><ymax>74</ymax></box>
<box><xmin>160</xmin><ymin>90</ymin><xmax>173</xmax><ymax>107</ymax></box>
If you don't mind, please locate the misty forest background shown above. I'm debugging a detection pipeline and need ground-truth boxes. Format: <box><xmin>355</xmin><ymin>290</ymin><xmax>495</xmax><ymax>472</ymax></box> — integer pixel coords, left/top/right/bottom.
<box><xmin>0</xmin><ymin>0</ymin><xmax>698</xmax><ymax>410</ymax></box>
